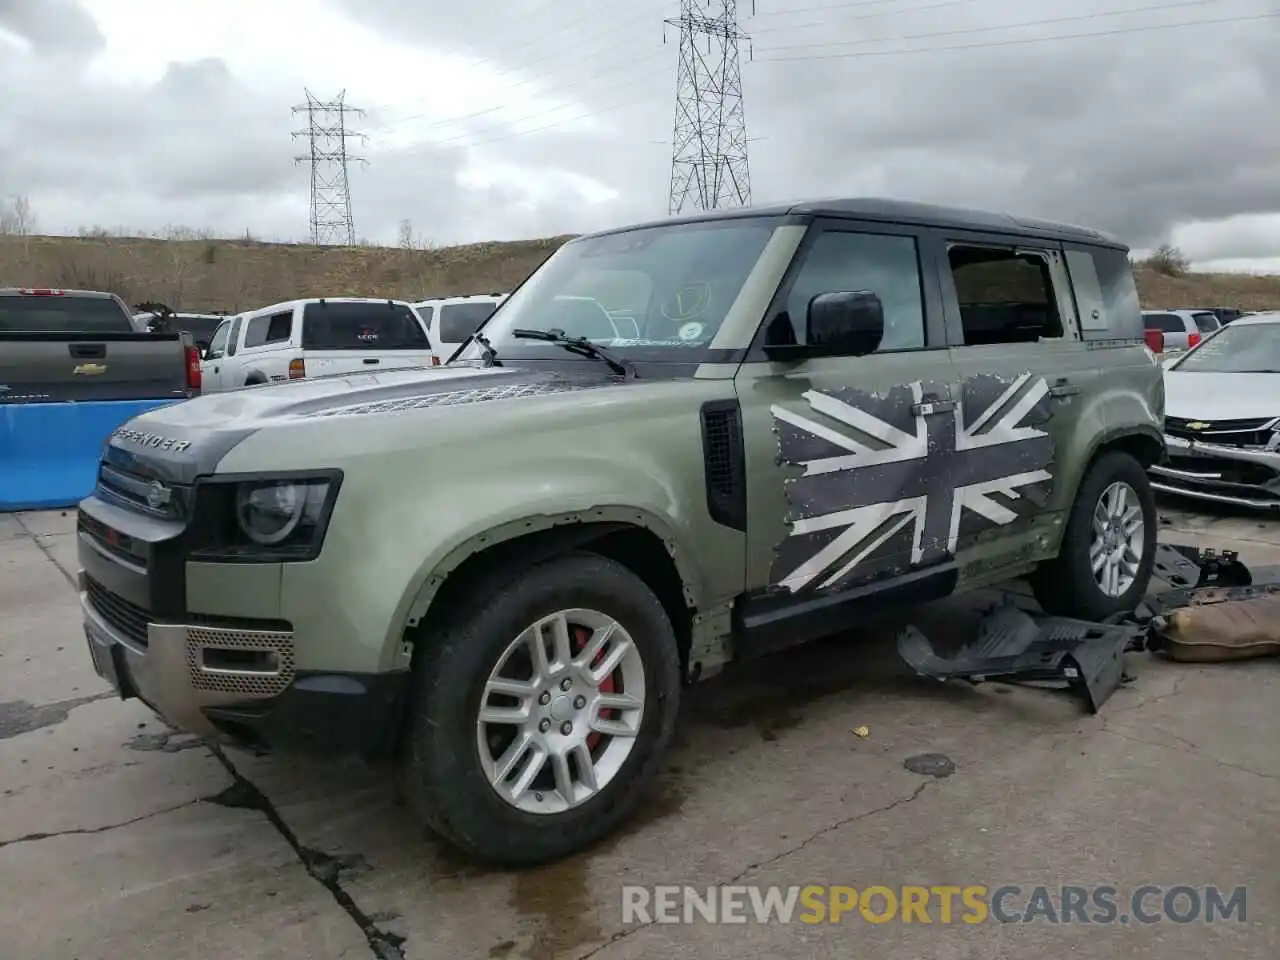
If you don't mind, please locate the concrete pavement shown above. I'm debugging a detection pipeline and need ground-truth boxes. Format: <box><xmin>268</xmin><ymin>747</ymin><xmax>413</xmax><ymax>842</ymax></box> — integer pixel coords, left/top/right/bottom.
<box><xmin>1</xmin><ymin>501</ymin><xmax>1277</xmax><ymax>959</ymax></box>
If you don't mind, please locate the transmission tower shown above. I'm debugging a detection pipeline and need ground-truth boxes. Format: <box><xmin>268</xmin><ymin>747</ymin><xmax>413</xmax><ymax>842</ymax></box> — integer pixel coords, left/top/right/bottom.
<box><xmin>291</xmin><ymin>90</ymin><xmax>366</xmax><ymax>245</ymax></box>
<box><xmin>665</xmin><ymin>0</ymin><xmax>752</xmax><ymax>215</ymax></box>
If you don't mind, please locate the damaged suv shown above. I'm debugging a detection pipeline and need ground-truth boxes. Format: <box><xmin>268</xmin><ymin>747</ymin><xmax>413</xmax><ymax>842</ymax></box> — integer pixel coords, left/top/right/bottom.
<box><xmin>77</xmin><ymin>199</ymin><xmax>1165</xmax><ymax>865</ymax></box>
<box><xmin>1150</xmin><ymin>311</ymin><xmax>1280</xmax><ymax>509</ymax></box>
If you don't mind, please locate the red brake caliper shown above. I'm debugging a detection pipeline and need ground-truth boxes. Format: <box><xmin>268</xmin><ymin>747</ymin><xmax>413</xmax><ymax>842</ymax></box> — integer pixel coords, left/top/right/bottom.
<box><xmin>573</xmin><ymin>625</ymin><xmax>615</xmax><ymax>751</ymax></box>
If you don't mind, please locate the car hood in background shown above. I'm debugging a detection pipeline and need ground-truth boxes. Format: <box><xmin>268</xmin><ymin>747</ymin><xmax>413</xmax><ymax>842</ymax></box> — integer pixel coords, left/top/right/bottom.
<box><xmin>1162</xmin><ymin>370</ymin><xmax>1280</xmax><ymax>422</ymax></box>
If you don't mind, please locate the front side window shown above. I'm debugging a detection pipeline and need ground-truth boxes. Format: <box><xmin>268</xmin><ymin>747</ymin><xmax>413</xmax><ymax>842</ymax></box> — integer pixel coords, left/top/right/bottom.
<box><xmin>206</xmin><ymin>321</ymin><xmax>230</xmax><ymax>359</ymax></box>
<box><xmin>780</xmin><ymin>230</ymin><xmax>925</xmax><ymax>351</ymax></box>
<box><xmin>454</xmin><ymin>217</ymin><xmax>782</xmax><ymax>364</ymax></box>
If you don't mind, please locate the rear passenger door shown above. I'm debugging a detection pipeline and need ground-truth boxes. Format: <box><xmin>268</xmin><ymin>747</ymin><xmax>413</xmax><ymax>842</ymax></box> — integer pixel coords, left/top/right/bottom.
<box><xmin>929</xmin><ymin>230</ymin><xmax>1089</xmax><ymax>577</ymax></box>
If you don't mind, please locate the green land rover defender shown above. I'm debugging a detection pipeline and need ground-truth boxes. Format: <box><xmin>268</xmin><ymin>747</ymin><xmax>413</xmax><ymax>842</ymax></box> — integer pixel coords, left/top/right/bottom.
<box><xmin>77</xmin><ymin>199</ymin><xmax>1164</xmax><ymax>864</ymax></box>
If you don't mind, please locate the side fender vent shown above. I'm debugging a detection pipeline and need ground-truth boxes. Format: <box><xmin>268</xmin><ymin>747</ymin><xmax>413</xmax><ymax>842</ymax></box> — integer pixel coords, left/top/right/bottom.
<box><xmin>700</xmin><ymin>399</ymin><xmax>747</xmax><ymax>532</ymax></box>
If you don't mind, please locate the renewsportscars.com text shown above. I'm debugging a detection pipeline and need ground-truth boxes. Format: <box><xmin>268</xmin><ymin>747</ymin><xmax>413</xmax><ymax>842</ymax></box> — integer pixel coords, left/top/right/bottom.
<box><xmin>622</xmin><ymin>884</ymin><xmax>1248</xmax><ymax>925</ymax></box>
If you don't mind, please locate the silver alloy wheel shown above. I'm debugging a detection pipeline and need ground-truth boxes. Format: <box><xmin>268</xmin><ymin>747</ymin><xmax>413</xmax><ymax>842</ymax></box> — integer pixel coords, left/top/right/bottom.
<box><xmin>475</xmin><ymin>608</ymin><xmax>646</xmax><ymax>815</ymax></box>
<box><xmin>1090</xmin><ymin>480</ymin><xmax>1145</xmax><ymax>597</ymax></box>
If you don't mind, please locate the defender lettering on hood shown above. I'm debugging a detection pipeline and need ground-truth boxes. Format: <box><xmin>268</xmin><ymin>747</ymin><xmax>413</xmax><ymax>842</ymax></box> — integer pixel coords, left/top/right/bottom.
<box><xmin>112</xmin><ymin>427</ymin><xmax>193</xmax><ymax>453</ymax></box>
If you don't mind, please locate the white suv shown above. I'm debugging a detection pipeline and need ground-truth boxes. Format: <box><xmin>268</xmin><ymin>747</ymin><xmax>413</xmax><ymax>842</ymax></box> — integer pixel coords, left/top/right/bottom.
<box><xmin>412</xmin><ymin>294</ymin><xmax>506</xmax><ymax>362</ymax></box>
<box><xmin>1142</xmin><ymin>308</ymin><xmax>1221</xmax><ymax>353</ymax></box>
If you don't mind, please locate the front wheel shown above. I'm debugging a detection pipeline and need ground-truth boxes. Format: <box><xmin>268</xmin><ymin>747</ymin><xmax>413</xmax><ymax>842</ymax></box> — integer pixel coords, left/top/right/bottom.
<box><xmin>1031</xmin><ymin>450</ymin><xmax>1158</xmax><ymax>621</ymax></box>
<box><xmin>399</xmin><ymin>552</ymin><xmax>681</xmax><ymax>865</ymax></box>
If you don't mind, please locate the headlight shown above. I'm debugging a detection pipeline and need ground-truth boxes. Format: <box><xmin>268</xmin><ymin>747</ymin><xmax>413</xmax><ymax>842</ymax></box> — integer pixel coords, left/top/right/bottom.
<box><xmin>235</xmin><ymin>481</ymin><xmax>326</xmax><ymax>545</ymax></box>
<box><xmin>190</xmin><ymin>472</ymin><xmax>341</xmax><ymax>561</ymax></box>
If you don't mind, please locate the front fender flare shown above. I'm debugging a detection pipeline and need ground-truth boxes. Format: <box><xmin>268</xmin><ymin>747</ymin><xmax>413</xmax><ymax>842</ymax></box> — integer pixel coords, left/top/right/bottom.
<box><xmin>391</xmin><ymin>504</ymin><xmax>706</xmax><ymax>665</ymax></box>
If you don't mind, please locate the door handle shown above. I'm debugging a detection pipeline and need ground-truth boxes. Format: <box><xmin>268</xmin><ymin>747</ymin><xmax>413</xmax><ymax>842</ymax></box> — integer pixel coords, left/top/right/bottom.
<box><xmin>1049</xmin><ymin>378</ymin><xmax>1080</xmax><ymax>398</ymax></box>
<box><xmin>363</xmin><ymin>358</ymin><xmax>380</xmax><ymax>365</ymax></box>
<box><xmin>911</xmin><ymin>398</ymin><xmax>956</xmax><ymax>416</ymax></box>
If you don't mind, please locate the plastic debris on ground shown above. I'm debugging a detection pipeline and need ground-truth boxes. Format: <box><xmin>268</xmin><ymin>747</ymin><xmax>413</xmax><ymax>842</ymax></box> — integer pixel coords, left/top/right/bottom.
<box><xmin>896</xmin><ymin>541</ymin><xmax>1280</xmax><ymax>713</ymax></box>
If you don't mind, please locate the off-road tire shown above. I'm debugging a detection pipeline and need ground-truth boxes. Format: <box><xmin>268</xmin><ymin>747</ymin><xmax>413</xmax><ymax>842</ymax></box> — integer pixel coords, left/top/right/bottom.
<box><xmin>399</xmin><ymin>551</ymin><xmax>681</xmax><ymax>866</ymax></box>
<box><xmin>1031</xmin><ymin>450</ymin><xmax>1157</xmax><ymax>621</ymax></box>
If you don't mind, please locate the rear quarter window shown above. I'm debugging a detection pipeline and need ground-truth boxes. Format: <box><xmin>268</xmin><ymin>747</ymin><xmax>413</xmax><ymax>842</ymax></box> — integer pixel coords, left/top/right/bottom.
<box><xmin>1065</xmin><ymin>246</ymin><xmax>1142</xmax><ymax>340</ymax></box>
<box><xmin>1144</xmin><ymin>313</ymin><xmax>1185</xmax><ymax>333</ymax></box>
<box><xmin>301</xmin><ymin>302</ymin><xmax>430</xmax><ymax>350</ymax></box>
<box><xmin>438</xmin><ymin>301</ymin><xmax>499</xmax><ymax>343</ymax></box>
<box><xmin>1192</xmin><ymin>312</ymin><xmax>1220</xmax><ymax>333</ymax></box>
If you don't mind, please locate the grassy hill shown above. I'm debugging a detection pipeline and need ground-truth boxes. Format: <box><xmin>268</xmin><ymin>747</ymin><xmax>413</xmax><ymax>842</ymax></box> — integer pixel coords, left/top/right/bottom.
<box><xmin>1</xmin><ymin>233</ymin><xmax>1278</xmax><ymax>315</ymax></box>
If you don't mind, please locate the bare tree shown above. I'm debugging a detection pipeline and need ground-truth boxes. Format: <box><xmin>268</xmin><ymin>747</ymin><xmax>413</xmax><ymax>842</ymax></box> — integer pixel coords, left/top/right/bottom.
<box><xmin>398</xmin><ymin>218</ymin><xmax>415</xmax><ymax>249</ymax></box>
<box><xmin>1145</xmin><ymin>243</ymin><xmax>1191</xmax><ymax>278</ymax></box>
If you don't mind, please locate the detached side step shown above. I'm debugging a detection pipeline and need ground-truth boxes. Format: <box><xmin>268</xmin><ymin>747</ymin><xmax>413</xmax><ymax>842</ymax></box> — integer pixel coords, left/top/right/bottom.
<box><xmin>898</xmin><ymin>605</ymin><xmax>1140</xmax><ymax>713</ymax></box>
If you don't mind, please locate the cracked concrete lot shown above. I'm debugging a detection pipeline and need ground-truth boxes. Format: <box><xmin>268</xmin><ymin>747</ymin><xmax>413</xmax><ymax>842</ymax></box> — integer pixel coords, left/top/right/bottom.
<box><xmin>1</xmin><ymin>503</ymin><xmax>1278</xmax><ymax>959</ymax></box>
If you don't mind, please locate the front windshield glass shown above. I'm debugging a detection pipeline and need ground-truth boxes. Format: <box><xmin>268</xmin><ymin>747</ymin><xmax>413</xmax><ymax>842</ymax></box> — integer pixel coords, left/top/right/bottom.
<box><xmin>1171</xmin><ymin>321</ymin><xmax>1280</xmax><ymax>373</ymax></box>
<box><xmin>454</xmin><ymin>216</ymin><xmax>782</xmax><ymax>363</ymax></box>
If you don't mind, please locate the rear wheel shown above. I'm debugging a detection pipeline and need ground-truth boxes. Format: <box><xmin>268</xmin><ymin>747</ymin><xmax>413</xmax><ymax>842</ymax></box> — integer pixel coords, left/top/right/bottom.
<box><xmin>399</xmin><ymin>552</ymin><xmax>681</xmax><ymax>865</ymax></box>
<box><xmin>1031</xmin><ymin>450</ymin><xmax>1157</xmax><ymax>621</ymax></box>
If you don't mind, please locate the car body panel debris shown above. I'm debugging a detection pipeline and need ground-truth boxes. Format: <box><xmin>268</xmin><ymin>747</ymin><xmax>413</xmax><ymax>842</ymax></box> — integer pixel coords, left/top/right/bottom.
<box><xmin>897</xmin><ymin>605</ymin><xmax>1141</xmax><ymax>714</ymax></box>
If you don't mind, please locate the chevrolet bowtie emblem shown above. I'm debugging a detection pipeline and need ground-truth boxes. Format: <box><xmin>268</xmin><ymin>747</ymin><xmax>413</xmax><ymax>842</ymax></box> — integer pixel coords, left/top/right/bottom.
<box><xmin>1186</xmin><ymin>421</ymin><xmax>1211</xmax><ymax>430</ymax></box>
<box><xmin>73</xmin><ymin>363</ymin><xmax>107</xmax><ymax>376</ymax></box>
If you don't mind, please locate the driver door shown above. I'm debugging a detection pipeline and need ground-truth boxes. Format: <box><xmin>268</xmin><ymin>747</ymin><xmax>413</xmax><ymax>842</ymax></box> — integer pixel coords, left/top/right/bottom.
<box><xmin>201</xmin><ymin>320</ymin><xmax>231</xmax><ymax>390</ymax></box>
<box><xmin>733</xmin><ymin>220</ymin><xmax>959</xmax><ymax>651</ymax></box>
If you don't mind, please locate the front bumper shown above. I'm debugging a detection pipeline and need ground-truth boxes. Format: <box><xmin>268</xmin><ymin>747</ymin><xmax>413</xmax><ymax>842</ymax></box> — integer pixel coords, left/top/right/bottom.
<box><xmin>1149</xmin><ymin>435</ymin><xmax>1280</xmax><ymax>510</ymax></box>
<box><xmin>82</xmin><ymin>579</ymin><xmax>408</xmax><ymax>757</ymax></box>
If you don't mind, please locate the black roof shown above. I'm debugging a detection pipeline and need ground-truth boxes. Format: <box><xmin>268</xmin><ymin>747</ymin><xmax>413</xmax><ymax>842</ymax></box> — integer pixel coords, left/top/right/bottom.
<box><xmin>580</xmin><ymin>197</ymin><xmax>1127</xmax><ymax>250</ymax></box>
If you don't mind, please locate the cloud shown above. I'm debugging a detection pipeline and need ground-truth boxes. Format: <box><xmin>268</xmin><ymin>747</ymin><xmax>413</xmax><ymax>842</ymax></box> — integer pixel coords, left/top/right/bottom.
<box><xmin>0</xmin><ymin>0</ymin><xmax>1277</xmax><ymax>268</ymax></box>
<box><xmin>0</xmin><ymin>0</ymin><xmax>104</xmax><ymax>54</ymax></box>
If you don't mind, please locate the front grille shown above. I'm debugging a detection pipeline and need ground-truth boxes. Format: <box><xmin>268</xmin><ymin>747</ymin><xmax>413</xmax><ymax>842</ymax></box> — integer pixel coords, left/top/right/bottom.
<box><xmin>85</xmin><ymin>576</ymin><xmax>150</xmax><ymax>647</ymax></box>
<box><xmin>1165</xmin><ymin>415</ymin><xmax>1278</xmax><ymax>447</ymax></box>
<box><xmin>96</xmin><ymin>463</ymin><xmax>188</xmax><ymax>519</ymax></box>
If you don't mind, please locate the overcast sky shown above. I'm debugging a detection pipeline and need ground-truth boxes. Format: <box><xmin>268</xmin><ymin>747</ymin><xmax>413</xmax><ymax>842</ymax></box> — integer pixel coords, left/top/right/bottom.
<box><xmin>1</xmin><ymin>0</ymin><xmax>1277</xmax><ymax>270</ymax></box>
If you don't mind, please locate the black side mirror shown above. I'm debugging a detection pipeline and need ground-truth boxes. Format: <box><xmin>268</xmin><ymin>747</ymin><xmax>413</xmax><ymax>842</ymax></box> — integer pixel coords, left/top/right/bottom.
<box><xmin>807</xmin><ymin>290</ymin><xmax>884</xmax><ymax>356</ymax></box>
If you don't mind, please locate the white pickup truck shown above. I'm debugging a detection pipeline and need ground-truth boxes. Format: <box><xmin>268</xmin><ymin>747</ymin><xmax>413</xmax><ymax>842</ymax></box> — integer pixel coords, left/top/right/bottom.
<box><xmin>200</xmin><ymin>297</ymin><xmax>437</xmax><ymax>392</ymax></box>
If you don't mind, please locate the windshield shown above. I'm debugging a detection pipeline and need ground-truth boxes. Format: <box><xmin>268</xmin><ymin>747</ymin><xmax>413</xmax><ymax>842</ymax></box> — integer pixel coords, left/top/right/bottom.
<box><xmin>454</xmin><ymin>216</ymin><xmax>782</xmax><ymax>363</ymax></box>
<box><xmin>1170</xmin><ymin>322</ymin><xmax>1280</xmax><ymax>373</ymax></box>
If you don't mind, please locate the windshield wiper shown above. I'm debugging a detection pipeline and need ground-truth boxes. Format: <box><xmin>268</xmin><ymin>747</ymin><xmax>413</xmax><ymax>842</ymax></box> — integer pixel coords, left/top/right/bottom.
<box><xmin>512</xmin><ymin>328</ymin><xmax>637</xmax><ymax>378</ymax></box>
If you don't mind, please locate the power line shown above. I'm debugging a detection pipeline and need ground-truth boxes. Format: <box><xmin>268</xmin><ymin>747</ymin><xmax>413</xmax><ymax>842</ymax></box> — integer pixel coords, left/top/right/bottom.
<box><xmin>405</xmin><ymin>61</ymin><xmax>675</xmax><ymax>153</ymax></box>
<box><xmin>755</xmin><ymin>0</ymin><xmax>1236</xmax><ymax>53</ymax></box>
<box><xmin>291</xmin><ymin>90</ymin><xmax>367</xmax><ymax>246</ymax></box>
<box><xmin>749</xmin><ymin>0</ymin><xmax>953</xmax><ymax>18</ymax></box>
<box><xmin>366</xmin><ymin>8</ymin><xmax>674</xmax><ymax>138</ymax></box>
<box><xmin>749</xmin><ymin>0</ymin><xmax>985</xmax><ymax>34</ymax></box>
<box><xmin>667</xmin><ymin>0</ymin><xmax>753</xmax><ymax>214</ymax></box>
<box><xmin>754</xmin><ymin>8</ymin><xmax>1277</xmax><ymax>60</ymax></box>
<box><xmin>362</xmin><ymin>0</ymin><xmax>671</xmax><ymax>125</ymax></box>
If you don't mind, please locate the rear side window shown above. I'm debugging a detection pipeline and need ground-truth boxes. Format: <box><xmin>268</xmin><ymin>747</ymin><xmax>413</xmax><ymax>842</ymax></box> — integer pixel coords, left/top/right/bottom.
<box><xmin>1066</xmin><ymin>246</ymin><xmax>1142</xmax><ymax>340</ymax></box>
<box><xmin>438</xmin><ymin>301</ymin><xmax>499</xmax><ymax>343</ymax></box>
<box><xmin>1192</xmin><ymin>312</ymin><xmax>1219</xmax><ymax>333</ymax></box>
<box><xmin>301</xmin><ymin>302</ymin><xmax>430</xmax><ymax>350</ymax></box>
<box><xmin>0</xmin><ymin>295</ymin><xmax>133</xmax><ymax>333</ymax></box>
<box><xmin>1144</xmin><ymin>313</ymin><xmax>1184</xmax><ymax>333</ymax></box>
<box><xmin>243</xmin><ymin>311</ymin><xmax>293</xmax><ymax>348</ymax></box>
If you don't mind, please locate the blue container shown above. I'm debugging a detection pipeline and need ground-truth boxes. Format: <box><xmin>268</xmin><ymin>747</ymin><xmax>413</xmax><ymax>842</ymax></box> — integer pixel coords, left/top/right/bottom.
<box><xmin>0</xmin><ymin>400</ymin><xmax>180</xmax><ymax>511</ymax></box>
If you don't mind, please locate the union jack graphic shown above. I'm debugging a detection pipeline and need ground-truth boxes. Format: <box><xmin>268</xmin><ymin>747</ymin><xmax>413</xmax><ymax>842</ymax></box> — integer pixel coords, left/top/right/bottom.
<box><xmin>769</xmin><ymin>373</ymin><xmax>1055</xmax><ymax>593</ymax></box>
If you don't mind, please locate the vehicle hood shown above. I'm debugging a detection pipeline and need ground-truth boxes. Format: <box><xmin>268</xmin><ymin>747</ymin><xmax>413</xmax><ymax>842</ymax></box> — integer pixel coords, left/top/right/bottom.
<box><xmin>100</xmin><ymin>363</ymin><xmax>623</xmax><ymax>485</ymax></box>
<box><xmin>1162</xmin><ymin>370</ymin><xmax>1280</xmax><ymax>422</ymax></box>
